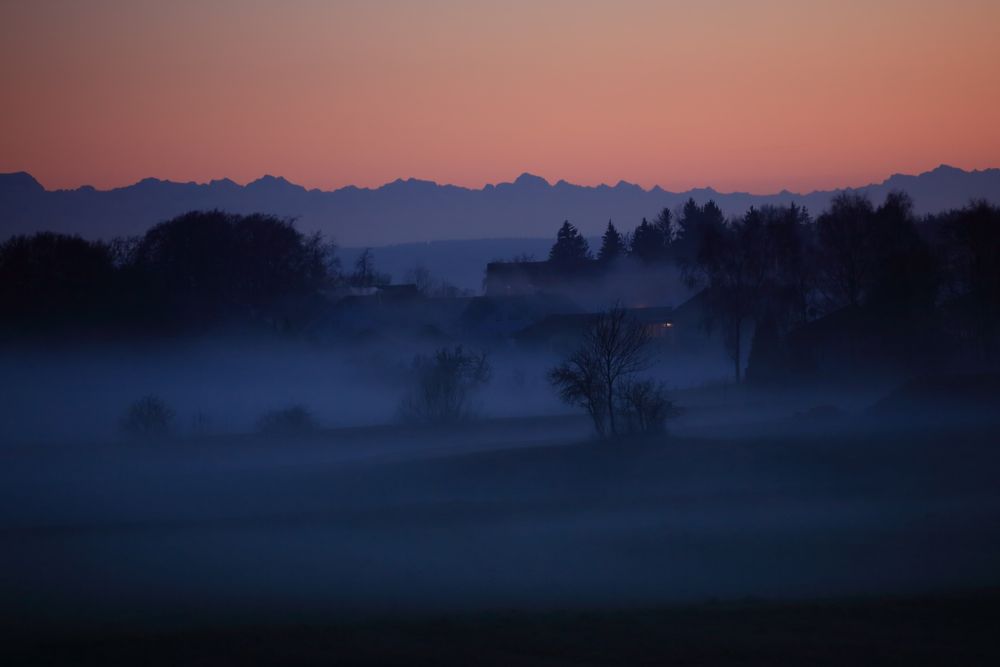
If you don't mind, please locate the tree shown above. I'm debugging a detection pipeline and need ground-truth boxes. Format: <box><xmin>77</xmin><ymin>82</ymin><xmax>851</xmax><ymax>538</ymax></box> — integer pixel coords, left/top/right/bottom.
<box><xmin>597</xmin><ymin>221</ymin><xmax>626</xmax><ymax>262</ymax></box>
<box><xmin>0</xmin><ymin>232</ymin><xmax>115</xmax><ymax>329</ymax></box>
<box><xmin>815</xmin><ymin>193</ymin><xmax>875</xmax><ymax>309</ymax></box>
<box><xmin>549</xmin><ymin>345</ymin><xmax>609</xmax><ymax>436</ymax></box>
<box><xmin>689</xmin><ymin>207</ymin><xmax>794</xmax><ymax>384</ymax></box>
<box><xmin>548</xmin><ymin>221</ymin><xmax>590</xmax><ymax>264</ymax></box>
<box><xmin>631</xmin><ymin>218</ymin><xmax>667</xmax><ymax>262</ymax></box>
<box><xmin>672</xmin><ymin>199</ymin><xmax>726</xmax><ymax>267</ymax></box>
<box><xmin>350</xmin><ymin>248</ymin><xmax>391</xmax><ymax>288</ymax></box>
<box><xmin>937</xmin><ymin>200</ymin><xmax>1000</xmax><ymax>361</ymax></box>
<box><xmin>759</xmin><ymin>203</ymin><xmax>814</xmax><ymax>327</ymax></box>
<box><xmin>630</xmin><ymin>217</ymin><xmax>667</xmax><ymax>262</ymax></box>
<box><xmin>548</xmin><ymin>306</ymin><xmax>655</xmax><ymax>437</ymax></box>
<box><xmin>867</xmin><ymin>191</ymin><xmax>936</xmax><ymax>312</ymax></box>
<box><xmin>654</xmin><ymin>207</ymin><xmax>674</xmax><ymax>243</ymax></box>
<box><xmin>130</xmin><ymin>211</ymin><xmax>332</xmax><ymax>327</ymax></box>
<box><xmin>399</xmin><ymin>346</ymin><xmax>492</xmax><ymax>424</ymax></box>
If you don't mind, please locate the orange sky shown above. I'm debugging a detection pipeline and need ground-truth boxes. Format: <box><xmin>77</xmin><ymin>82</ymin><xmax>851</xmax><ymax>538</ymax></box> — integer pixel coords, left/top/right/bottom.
<box><xmin>1</xmin><ymin>0</ymin><xmax>998</xmax><ymax>193</ymax></box>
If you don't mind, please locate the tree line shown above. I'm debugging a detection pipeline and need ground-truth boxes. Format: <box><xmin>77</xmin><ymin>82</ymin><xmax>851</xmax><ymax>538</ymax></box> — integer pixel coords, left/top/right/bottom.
<box><xmin>0</xmin><ymin>210</ymin><xmax>395</xmax><ymax>337</ymax></box>
<box><xmin>2</xmin><ymin>196</ymin><xmax>998</xmax><ymax>372</ymax></box>
<box><xmin>545</xmin><ymin>195</ymin><xmax>1000</xmax><ymax>382</ymax></box>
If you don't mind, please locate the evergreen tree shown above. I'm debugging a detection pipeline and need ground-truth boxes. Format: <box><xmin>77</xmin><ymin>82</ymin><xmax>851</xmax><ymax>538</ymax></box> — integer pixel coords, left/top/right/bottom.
<box><xmin>549</xmin><ymin>221</ymin><xmax>591</xmax><ymax>263</ymax></box>
<box><xmin>673</xmin><ymin>198</ymin><xmax>726</xmax><ymax>266</ymax></box>
<box><xmin>654</xmin><ymin>207</ymin><xmax>673</xmax><ymax>243</ymax></box>
<box><xmin>597</xmin><ymin>220</ymin><xmax>625</xmax><ymax>262</ymax></box>
<box><xmin>629</xmin><ymin>217</ymin><xmax>666</xmax><ymax>262</ymax></box>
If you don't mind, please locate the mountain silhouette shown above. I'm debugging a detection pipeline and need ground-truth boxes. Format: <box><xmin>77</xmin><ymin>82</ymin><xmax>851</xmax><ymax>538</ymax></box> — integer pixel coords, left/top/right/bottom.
<box><xmin>1</xmin><ymin>165</ymin><xmax>998</xmax><ymax>245</ymax></box>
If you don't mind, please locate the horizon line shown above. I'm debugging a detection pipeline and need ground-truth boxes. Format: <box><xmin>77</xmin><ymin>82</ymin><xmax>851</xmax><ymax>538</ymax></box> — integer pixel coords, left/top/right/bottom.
<box><xmin>5</xmin><ymin>163</ymin><xmax>997</xmax><ymax>199</ymax></box>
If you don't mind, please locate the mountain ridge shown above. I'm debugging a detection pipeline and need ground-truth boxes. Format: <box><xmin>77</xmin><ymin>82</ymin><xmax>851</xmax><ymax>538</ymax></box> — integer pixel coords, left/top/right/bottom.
<box><xmin>2</xmin><ymin>165</ymin><xmax>998</xmax><ymax>245</ymax></box>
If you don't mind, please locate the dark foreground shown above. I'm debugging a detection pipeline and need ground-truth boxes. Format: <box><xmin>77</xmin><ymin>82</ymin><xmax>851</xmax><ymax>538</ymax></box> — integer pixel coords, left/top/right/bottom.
<box><xmin>3</xmin><ymin>398</ymin><xmax>1000</xmax><ymax>665</ymax></box>
<box><xmin>8</xmin><ymin>591</ymin><xmax>1000</xmax><ymax>666</ymax></box>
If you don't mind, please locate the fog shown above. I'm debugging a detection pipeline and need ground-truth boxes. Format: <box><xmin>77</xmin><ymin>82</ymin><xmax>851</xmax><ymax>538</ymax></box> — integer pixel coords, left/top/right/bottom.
<box><xmin>2</xmin><ymin>333</ymin><xmax>999</xmax><ymax>638</ymax></box>
<box><xmin>3</xmin><ymin>201</ymin><xmax>1000</xmax><ymax>648</ymax></box>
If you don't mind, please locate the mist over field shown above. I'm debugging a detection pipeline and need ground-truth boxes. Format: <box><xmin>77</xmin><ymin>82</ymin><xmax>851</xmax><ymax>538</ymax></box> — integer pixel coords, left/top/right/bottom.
<box><xmin>4</xmin><ymin>0</ymin><xmax>1000</xmax><ymax>660</ymax></box>
<box><xmin>2</xmin><ymin>195</ymin><xmax>999</xmax><ymax>665</ymax></box>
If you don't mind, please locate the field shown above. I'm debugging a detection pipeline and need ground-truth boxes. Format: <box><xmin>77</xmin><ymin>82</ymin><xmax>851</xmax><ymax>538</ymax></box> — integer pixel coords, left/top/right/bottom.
<box><xmin>3</xmin><ymin>387</ymin><xmax>1000</xmax><ymax>663</ymax></box>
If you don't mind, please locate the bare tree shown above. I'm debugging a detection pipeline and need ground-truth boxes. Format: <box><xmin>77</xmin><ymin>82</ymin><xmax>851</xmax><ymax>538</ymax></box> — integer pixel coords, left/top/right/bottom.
<box><xmin>399</xmin><ymin>346</ymin><xmax>491</xmax><ymax>424</ymax></box>
<box><xmin>549</xmin><ymin>347</ymin><xmax>608</xmax><ymax>436</ymax></box>
<box><xmin>549</xmin><ymin>306</ymin><xmax>654</xmax><ymax>437</ymax></box>
<box><xmin>351</xmin><ymin>248</ymin><xmax>390</xmax><ymax>288</ymax></box>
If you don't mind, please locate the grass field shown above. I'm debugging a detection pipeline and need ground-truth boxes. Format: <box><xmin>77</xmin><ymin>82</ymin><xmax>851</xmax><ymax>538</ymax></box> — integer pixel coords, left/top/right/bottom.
<box><xmin>2</xmin><ymin>395</ymin><xmax>999</xmax><ymax>664</ymax></box>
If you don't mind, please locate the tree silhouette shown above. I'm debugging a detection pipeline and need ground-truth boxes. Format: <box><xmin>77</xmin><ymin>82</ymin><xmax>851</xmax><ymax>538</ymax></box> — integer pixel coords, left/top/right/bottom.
<box><xmin>654</xmin><ymin>207</ymin><xmax>674</xmax><ymax>244</ymax></box>
<box><xmin>689</xmin><ymin>204</ymin><xmax>816</xmax><ymax>384</ymax></box>
<box><xmin>630</xmin><ymin>217</ymin><xmax>667</xmax><ymax>262</ymax></box>
<box><xmin>815</xmin><ymin>193</ymin><xmax>875</xmax><ymax>309</ymax></box>
<box><xmin>549</xmin><ymin>306</ymin><xmax>654</xmax><ymax>436</ymax></box>
<box><xmin>548</xmin><ymin>221</ymin><xmax>591</xmax><ymax>264</ymax></box>
<box><xmin>0</xmin><ymin>232</ymin><xmax>115</xmax><ymax>330</ymax></box>
<box><xmin>130</xmin><ymin>210</ymin><xmax>332</xmax><ymax>327</ymax></box>
<box><xmin>597</xmin><ymin>220</ymin><xmax>625</xmax><ymax>262</ymax></box>
<box><xmin>937</xmin><ymin>200</ymin><xmax>1000</xmax><ymax>361</ymax></box>
<box><xmin>350</xmin><ymin>248</ymin><xmax>390</xmax><ymax>288</ymax></box>
<box><xmin>672</xmin><ymin>199</ymin><xmax>727</xmax><ymax>270</ymax></box>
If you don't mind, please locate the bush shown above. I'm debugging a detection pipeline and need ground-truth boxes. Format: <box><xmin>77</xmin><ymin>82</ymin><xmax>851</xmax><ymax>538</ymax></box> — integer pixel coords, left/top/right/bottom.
<box><xmin>121</xmin><ymin>395</ymin><xmax>175</xmax><ymax>439</ymax></box>
<box><xmin>399</xmin><ymin>346</ymin><xmax>491</xmax><ymax>424</ymax></box>
<box><xmin>256</xmin><ymin>405</ymin><xmax>316</xmax><ymax>436</ymax></box>
<box><xmin>617</xmin><ymin>379</ymin><xmax>678</xmax><ymax>435</ymax></box>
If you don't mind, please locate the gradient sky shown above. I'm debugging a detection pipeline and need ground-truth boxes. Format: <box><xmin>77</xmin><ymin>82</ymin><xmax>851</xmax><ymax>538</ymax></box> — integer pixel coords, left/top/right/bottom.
<box><xmin>2</xmin><ymin>0</ymin><xmax>998</xmax><ymax>193</ymax></box>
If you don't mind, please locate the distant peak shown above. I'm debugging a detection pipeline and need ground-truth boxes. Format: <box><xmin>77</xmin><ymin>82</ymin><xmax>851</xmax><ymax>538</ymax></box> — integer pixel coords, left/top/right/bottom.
<box><xmin>250</xmin><ymin>174</ymin><xmax>289</xmax><ymax>185</ymax></box>
<box><xmin>246</xmin><ymin>174</ymin><xmax>304</xmax><ymax>192</ymax></box>
<box><xmin>0</xmin><ymin>171</ymin><xmax>44</xmax><ymax>194</ymax></box>
<box><xmin>929</xmin><ymin>164</ymin><xmax>963</xmax><ymax>175</ymax></box>
<box><xmin>513</xmin><ymin>172</ymin><xmax>550</xmax><ymax>188</ymax></box>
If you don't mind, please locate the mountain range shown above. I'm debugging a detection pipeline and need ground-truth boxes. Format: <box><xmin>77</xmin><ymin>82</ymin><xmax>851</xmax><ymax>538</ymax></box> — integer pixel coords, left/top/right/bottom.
<box><xmin>2</xmin><ymin>165</ymin><xmax>999</xmax><ymax>246</ymax></box>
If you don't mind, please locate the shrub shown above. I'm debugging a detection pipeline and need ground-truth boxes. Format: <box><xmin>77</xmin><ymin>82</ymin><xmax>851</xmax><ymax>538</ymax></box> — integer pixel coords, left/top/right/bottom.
<box><xmin>399</xmin><ymin>346</ymin><xmax>491</xmax><ymax>424</ymax></box>
<box><xmin>256</xmin><ymin>405</ymin><xmax>316</xmax><ymax>436</ymax></box>
<box><xmin>617</xmin><ymin>379</ymin><xmax>678</xmax><ymax>435</ymax></box>
<box><xmin>121</xmin><ymin>395</ymin><xmax>175</xmax><ymax>439</ymax></box>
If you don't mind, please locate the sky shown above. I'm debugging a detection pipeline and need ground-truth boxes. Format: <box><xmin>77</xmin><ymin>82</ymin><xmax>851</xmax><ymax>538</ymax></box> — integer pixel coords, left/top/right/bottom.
<box><xmin>1</xmin><ymin>0</ymin><xmax>999</xmax><ymax>194</ymax></box>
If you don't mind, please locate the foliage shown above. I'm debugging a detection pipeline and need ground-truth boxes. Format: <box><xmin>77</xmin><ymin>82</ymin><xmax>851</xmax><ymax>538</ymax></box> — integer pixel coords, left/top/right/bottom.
<box><xmin>684</xmin><ymin>203</ymin><xmax>815</xmax><ymax>383</ymax></box>
<box><xmin>132</xmin><ymin>211</ymin><xmax>332</xmax><ymax>326</ymax></box>
<box><xmin>935</xmin><ymin>200</ymin><xmax>1000</xmax><ymax>361</ymax></box>
<box><xmin>597</xmin><ymin>221</ymin><xmax>626</xmax><ymax>262</ymax></box>
<box><xmin>548</xmin><ymin>221</ymin><xmax>590</xmax><ymax>264</ymax></box>
<box><xmin>0</xmin><ymin>232</ymin><xmax>116</xmax><ymax>329</ymax></box>
<box><xmin>0</xmin><ymin>212</ymin><xmax>338</xmax><ymax>335</ymax></box>
<box><xmin>630</xmin><ymin>217</ymin><xmax>668</xmax><ymax>262</ymax></box>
